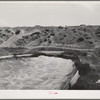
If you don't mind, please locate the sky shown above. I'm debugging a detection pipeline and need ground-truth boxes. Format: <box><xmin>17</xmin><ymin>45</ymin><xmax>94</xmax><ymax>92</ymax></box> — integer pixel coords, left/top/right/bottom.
<box><xmin>0</xmin><ymin>1</ymin><xmax>100</xmax><ymax>27</ymax></box>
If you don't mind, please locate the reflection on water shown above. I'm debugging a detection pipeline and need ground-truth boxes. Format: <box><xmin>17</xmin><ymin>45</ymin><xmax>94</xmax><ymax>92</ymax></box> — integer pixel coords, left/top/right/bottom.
<box><xmin>0</xmin><ymin>56</ymin><xmax>76</xmax><ymax>90</ymax></box>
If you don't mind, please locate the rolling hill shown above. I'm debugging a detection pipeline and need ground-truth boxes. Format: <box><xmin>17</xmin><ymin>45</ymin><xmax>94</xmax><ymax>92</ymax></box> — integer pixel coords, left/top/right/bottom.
<box><xmin>0</xmin><ymin>25</ymin><xmax>100</xmax><ymax>49</ymax></box>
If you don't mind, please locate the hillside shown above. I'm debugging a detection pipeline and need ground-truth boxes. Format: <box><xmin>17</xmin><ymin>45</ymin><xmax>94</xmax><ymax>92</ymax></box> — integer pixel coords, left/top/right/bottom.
<box><xmin>0</xmin><ymin>25</ymin><xmax>100</xmax><ymax>69</ymax></box>
<box><xmin>0</xmin><ymin>25</ymin><xmax>100</xmax><ymax>89</ymax></box>
<box><xmin>0</xmin><ymin>25</ymin><xmax>100</xmax><ymax>49</ymax></box>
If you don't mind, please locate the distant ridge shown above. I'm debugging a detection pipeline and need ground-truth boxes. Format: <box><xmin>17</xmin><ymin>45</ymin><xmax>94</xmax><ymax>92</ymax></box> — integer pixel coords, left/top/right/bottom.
<box><xmin>0</xmin><ymin>25</ymin><xmax>99</xmax><ymax>49</ymax></box>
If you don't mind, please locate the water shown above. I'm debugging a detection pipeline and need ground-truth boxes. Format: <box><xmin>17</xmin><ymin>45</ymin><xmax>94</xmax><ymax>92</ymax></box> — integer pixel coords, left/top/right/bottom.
<box><xmin>0</xmin><ymin>55</ymin><xmax>77</xmax><ymax>90</ymax></box>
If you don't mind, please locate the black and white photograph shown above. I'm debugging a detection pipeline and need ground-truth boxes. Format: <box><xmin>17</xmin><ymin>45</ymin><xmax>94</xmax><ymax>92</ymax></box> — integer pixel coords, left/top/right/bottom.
<box><xmin>0</xmin><ymin>1</ymin><xmax>100</xmax><ymax>93</ymax></box>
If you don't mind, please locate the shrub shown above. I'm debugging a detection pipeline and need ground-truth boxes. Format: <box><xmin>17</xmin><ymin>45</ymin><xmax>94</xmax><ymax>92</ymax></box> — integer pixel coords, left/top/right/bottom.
<box><xmin>70</xmin><ymin>70</ymin><xmax>100</xmax><ymax>90</ymax></box>
<box><xmin>22</xmin><ymin>36</ymin><xmax>29</xmax><ymax>39</ymax></box>
<box><xmin>31</xmin><ymin>32</ymin><xmax>40</xmax><ymax>35</ymax></box>
<box><xmin>72</xmin><ymin>29</ymin><xmax>77</xmax><ymax>33</ymax></box>
<box><xmin>1</xmin><ymin>34</ymin><xmax>9</xmax><ymax>41</ymax></box>
<box><xmin>31</xmin><ymin>34</ymin><xmax>40</xmax><ymax>40</ymax></box>
<box><xmin>77</xmin><ymin>37</ymin><xmax>84</xmax><ymax>42</ymax></box>
<box><xmin>75</xmin><ymin>62</ymin><xmax>91</xmax><ymax>76</ymax></box>
<box><xmin>15</xmin><ymin>30</ymin><xmax>20</xmax><ymax>35</ymax></box>
<box><xmin>60</xmin><ymin>38</ymin><xmax>64</xmax><ymax>40</ymax></box>
<box><xmin>58</xmin><ymin>26</ymin><xmax>63</xmax><ymax>29</ymax></box>
<box><xmin>85</xmin><ymin>36</ymin><xmax>91</xmax><ymax>39</ymax></box>
<box><xmin>15</xmin><ymin>39</ymin><xmax>26</xmax><ymax>45</ymax></box>
<box><xmin>48</xmin><ymin>35</ymin><xmax>50</xmax><ymax>38</ymax></box>
<box><xmin>63</xmin><ymin>34</ymin><xmax>66</xmax><ymax>37</ymax></box>
<box><xmin>50</xmin><ymin>32</ymin><xmax>55</xmax><ymax>36</ymax></box>
<box><xmin>88</xmin><ymin>41</ymin><xmax>93</xmax><ymax>44</ymax></box>
<box><xmin>45</xmin><ymin>29</ymin><xmax>49</xmax><ymax>32</ymax></box>
<box><xmin>48</xmin><ymin>40</ymin><xmax>51</xmax><ymax>43</ymax></box>
<box><xmin>44</xmin><ymin>38</ymin><xmax>47</xmax><ymax>42</ymax></box>
<box><xmin>5</xmin><ymin>29</ymin><xmax>11</xmax><ymax>33</ymax></box>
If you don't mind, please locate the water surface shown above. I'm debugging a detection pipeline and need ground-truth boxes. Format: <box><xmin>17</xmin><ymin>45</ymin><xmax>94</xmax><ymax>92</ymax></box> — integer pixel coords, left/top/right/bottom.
<box><xmin>0</xmin><ymin>56</ymin><xmax>76</xmax><ymax>90</ymax></box>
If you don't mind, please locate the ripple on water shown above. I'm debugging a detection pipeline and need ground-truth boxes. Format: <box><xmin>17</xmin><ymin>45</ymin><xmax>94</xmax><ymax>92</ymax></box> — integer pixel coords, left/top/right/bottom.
<box><xmin>0</xmin><ymin>56</ymin><xmax>77</xmax><ymax>90</ymax></box>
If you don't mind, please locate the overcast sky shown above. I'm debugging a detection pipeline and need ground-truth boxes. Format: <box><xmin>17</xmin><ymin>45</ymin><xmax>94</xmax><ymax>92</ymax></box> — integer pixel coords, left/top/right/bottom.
<box><xmin>0</xmin><ymin>1</ymin><xmax>100</xmax><ymax>27</ymax></box>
